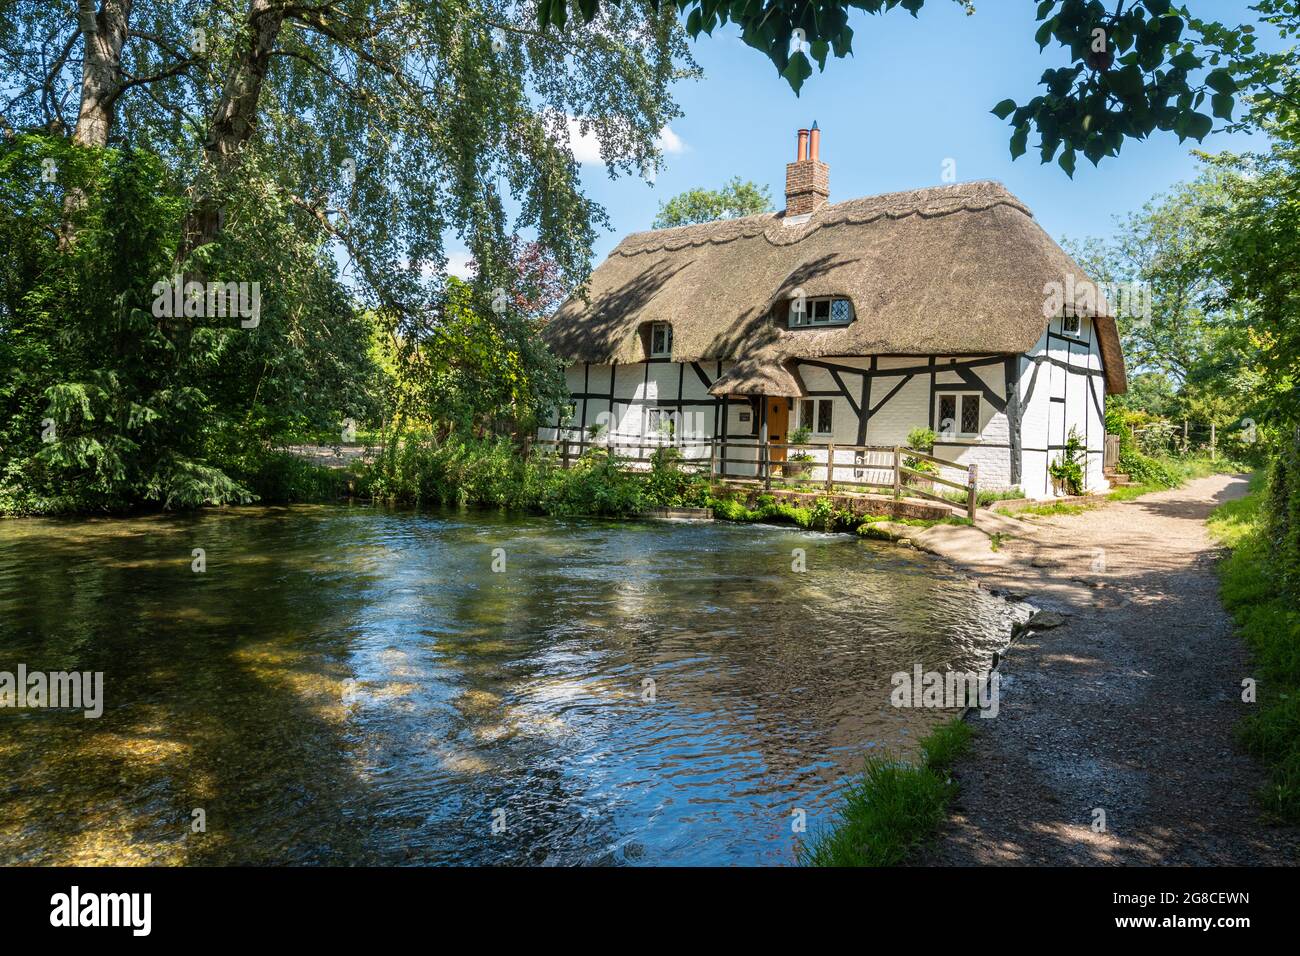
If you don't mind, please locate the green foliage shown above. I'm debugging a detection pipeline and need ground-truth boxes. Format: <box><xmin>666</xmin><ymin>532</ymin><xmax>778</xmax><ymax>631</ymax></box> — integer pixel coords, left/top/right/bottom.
<box><xmin>540</xmin><ymin>451</ymin><xmax>648</xmax><ymax>517</ymax></box>
<box><xmin>644</xmin><ymin>447</ymin><xmax>711</xmax><ymax>508</ymax></box>
<box><xmin>940</xmin><ymin>486</ymin><xmax>1026</xmax><ymax>507</ymax></box>
<box><xmin>800</xmin><ymin>718</ymin><xmax>972</xmax><ymax>867</ymax></box>
<box><xmin>394</xmin><ymin>277</ymin><xmax>568</xmax><ymax>437</ymax></box>
<box><xmin>358</xmin><ymin>434</ymin><xmax>716</xmax><ymax>517</ymax></box>
<box><xmin>906</xmin><ymin>427</ymin><xmax>937</xmax><ymax>452</ymax></box>
<box><xmin>1265</xmin><ymin>430</ymin><xmax>1300</xmax><ymax>597</ymax></box>
<box><xmin>0</xmin><ymin>135</ymin><xmax>380</xmax><ymax>514</ymax></box>
<box><xmin>237</xmin><ymin>452</ymin><xmax>352</xmax><ymax>505</ymax></box>
<box><xmin>1198</xmin><ymin>140</ymin><xmax>1300</xmax><ymax>423</ymax></box>
<box><xmin>651</xmin><ymin>177</ymin><xmax>773</xmax><ymax>228</ymax></box>
<box><xmin>1208</xmin><ymin>474</ymin><xmax>1300</xmax><ymax>820</ymax></box>
<box><xmin>1048</xmin><ymin>427</ymin><xmax>1087</xmax><ymax>494</ymax></box>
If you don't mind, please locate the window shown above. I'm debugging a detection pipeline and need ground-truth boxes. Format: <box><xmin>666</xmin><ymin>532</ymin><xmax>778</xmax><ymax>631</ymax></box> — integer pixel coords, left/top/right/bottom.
<box><xmin>1061</xmin><ymin>313</ymin><xmax>1082</xmax><ymax>336</ymax></box>
<box><xmin>650</xmin><ymin>322</ymin><xmax>673</xmax><ymax>357</ymax></box>
<box><xmin>800</xmin><ymin>398</ymin><xmax>833</xmax><ymax>435</ymax></box>
<box><xmin>646</xmin><ymin>407</ymin><xmax>679</xmax><ymax>438</ymax></box>
<box><xmin>937</xmin><ymin>394</ymin><xmax>980</xmax><ymax>438</ymax></box>
<box><xmin>788</xmin><ymin>296</ymin><xmax>854</xmax><ymax>328</ymax></box>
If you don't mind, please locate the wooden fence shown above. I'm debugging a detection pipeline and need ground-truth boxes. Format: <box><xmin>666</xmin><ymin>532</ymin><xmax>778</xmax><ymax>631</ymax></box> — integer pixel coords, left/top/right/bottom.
<box><xmin>533</xmin><ymin>436</ymin><xmax>981</xmax><ymax>519</ymax></box>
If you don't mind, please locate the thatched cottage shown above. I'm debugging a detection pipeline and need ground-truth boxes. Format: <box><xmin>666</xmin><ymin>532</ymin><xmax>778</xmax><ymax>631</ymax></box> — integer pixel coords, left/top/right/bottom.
<box><xmin>540</xmin><ymin>125</ymin><xmax>1127</xmax><ymax>498</ymax></box>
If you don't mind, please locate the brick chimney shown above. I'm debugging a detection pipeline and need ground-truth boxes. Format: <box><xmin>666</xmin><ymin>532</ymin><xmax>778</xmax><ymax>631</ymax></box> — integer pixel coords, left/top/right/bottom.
<box><xmin>784</xmin><ymin>121</ymin><xmax>829</xmax><ymax>216</ymax></box>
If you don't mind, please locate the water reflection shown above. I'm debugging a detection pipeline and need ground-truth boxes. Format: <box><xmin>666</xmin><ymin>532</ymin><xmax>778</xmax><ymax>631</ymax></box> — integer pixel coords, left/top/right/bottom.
<box><xmin>0</xmin><ymin>506</ymin><xmax>1022</xmax><ymax>865</ymax></box>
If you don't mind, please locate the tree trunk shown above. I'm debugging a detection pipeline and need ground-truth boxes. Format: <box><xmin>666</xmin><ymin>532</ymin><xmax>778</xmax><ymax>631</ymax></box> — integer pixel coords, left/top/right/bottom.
<box><xmin>62</xmin><ymin>1</ymin><xmax>132</xmax><ymax>247</ymax></box>
<box><xmin>179</xmin><ymin>0</ymin><xmax>287</xmax><ymax>261</ymax></box>
<box><xmin>73</xmin><ymin>0</ymin><xmax>132</xmax><ymax>148</ymax></box>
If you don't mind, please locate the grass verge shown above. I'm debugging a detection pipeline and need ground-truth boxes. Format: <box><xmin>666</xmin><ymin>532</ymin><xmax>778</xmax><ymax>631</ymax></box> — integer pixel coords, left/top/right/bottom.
<box><xmin>799</xmin><ymin>717</ymin><xmax>973</xmax><ymax>866</ymax></box>
<box><xmin>1207</xmin><ymin>473</ymin><xmax>1300</xmax><ymax>821</ymax></box>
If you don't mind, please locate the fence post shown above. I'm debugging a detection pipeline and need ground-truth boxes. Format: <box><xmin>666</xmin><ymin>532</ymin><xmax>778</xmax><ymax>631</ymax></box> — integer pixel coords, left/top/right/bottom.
<box><xmin>708</xmin><ymin>439</ymin><xmax>716</xmax><ymax>481</ymax></box>
<box><xmin>1210</xmin><ymin>422</ymin><xmax>1217</xmax><ymax>461</ymax></box>
<box><xmin>562</xmin><ymin>439</ymin><xmax>571</xmax><ymax>470</ymax></box>
<box><xmin>763</xmin><ymin>439</ymin><xmax>771</xmax><ymax>490</ymax></box>
<box><xmin>825</xmin><ymin>441</ymin><xmax>835</xmax><ymax>494</ymax></box>
<box><xmin>892</xmin><ymin>446</ymin><xmax>902</xmax><ymax>500</ymax></box>
<box><xmin>1183</xmin><ymin>418</ymin><xmax>1189</xmax><ymax>454</ymax></box>
<box><xmin>967</xmin><ymin>463</ymin><xmax>979</xmax><ymax>522</ymax></box>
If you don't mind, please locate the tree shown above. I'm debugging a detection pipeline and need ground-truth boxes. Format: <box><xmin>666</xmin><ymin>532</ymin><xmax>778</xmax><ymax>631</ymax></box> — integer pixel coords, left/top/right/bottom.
<box><xmin>1063</xmin><ymin>170</ymin><xmax>1243</xmax><ymax>389</ymax></box>
<box><xmin>1198</xmin><ymin>139</ymin><xmax>1300</xmax><ymax>422</ymax></box>
<box><xmin>539</xmin><ymin>0</ymin><xmax>1269</xmax><ymax>175</ymax></box>
<box><xmin>1066</xmin><ymin>167</ymin><xmax>1269</xmax><ymax>442</ymax></box>
<box><xmin>1</xmin><ymin>2</ymin><xmax>699</xmax><ymax>510</ymax></box>
<box><xmin>651</xmin><ymin>177</ymin><xmax>773</xmax><ymax>228</ymax></box>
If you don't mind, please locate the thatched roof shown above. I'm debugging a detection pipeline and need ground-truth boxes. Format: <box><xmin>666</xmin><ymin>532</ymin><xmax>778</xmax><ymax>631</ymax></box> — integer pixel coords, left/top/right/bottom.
<box><xmin>543</xmin><ymin>181</ymin><xmax>1127</xmax><ymax>394</ymax></box>
<box><xmin>709</xmin><ymin>358</ymin><xmax>806</xmax><ymax>398</ymax></box>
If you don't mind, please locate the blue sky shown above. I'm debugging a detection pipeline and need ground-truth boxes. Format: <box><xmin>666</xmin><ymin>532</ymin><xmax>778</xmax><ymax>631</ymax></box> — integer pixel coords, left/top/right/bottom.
<box><xmin>556</xmin><ymin>0</ymin><xmax>1279</xmax><ymax>265</ymax></box>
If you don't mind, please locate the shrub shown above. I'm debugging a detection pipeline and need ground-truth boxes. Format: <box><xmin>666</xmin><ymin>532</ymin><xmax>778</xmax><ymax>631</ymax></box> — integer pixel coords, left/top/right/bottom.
<box><xmin>239</xmin><ymin>451</ymin><xmax>351</xmax><ymax>504</ymax></box>
<box><xmin>1209</xmin><ymin>477</ymin><xmax>1300</xmax><ymax>819</ymax></box>
<box><xmin>906</xmin><ymin>427</ymin><xmax>937</xmax><ymax>452</ymax></box>
<box><xmin>1048</xmin><ymin>427</ymin><xmax>1086</xmax><ymax>494</ymax></box>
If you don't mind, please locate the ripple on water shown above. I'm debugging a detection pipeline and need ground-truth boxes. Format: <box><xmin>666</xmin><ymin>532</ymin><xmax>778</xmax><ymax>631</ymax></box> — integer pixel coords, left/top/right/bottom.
<box><xmin>0</xmin><ymin>505</ymin><xmax>1024</xmax><ymax>865</ymax></box>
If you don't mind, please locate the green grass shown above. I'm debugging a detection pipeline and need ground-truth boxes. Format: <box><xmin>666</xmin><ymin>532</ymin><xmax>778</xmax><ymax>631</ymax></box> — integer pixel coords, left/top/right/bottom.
<box><xmin>1207</xmin><ymin>473</ymin><xmax>1300</xmax><ymax>822</ymax></box>
<box><xmin>1108</xmin><ymin>454</ymin><xmax>1250</xmax><ymax>503</ymax></box>
<box><xmin>1013</xmin><ymin>501</ymin><xmax>1095</xmax><ymax>518</ymax></box>
<box><xmin>939</xmin><ymin>486</ymin><xmax>1027</xmax><ymax>507</ymax></box>
<box><xmin>799</xmin><ymin>718</ymin><xmax>973</xmax><ymax>866</ymax></box>
<box><xmin>1106</xmin><ymin>482</ymin><xmax>1164</xmax><ymax>501</ymax></box>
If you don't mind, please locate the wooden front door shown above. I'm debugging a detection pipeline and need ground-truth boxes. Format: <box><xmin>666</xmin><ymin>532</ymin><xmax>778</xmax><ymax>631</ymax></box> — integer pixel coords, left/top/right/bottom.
<box><xmin>767</xmin><ymin>397</ymin><xmax>789</xmax><ymax>463</ymax></box>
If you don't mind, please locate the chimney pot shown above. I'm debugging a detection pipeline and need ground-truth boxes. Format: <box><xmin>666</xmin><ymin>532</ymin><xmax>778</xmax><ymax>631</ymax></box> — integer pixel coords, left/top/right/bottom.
<box><xmin>784</xmin><ymin>123</ymin><xmax>829</xmax><ymax>217</ymax></box>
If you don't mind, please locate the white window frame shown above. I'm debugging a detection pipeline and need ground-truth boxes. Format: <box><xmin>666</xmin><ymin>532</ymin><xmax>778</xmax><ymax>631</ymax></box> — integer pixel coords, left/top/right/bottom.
<box><xmin>788</xmin><ymin>296</ymin><xmax>854</xmax><ymax>329</ymax></box>
<box><xmin>800</xmin><ymin>398</ymin><xmax>833</xmax><ymax>436</ymax></box>
<box><xmin>1061</xmin><ymin>313</ymin><xmax>1082</xmax><ymax>337</ymax></box>
<box><xmin>936</xmin><ymin>392</ymin><xmax>982</xmax><ymax>439</ymax></box>
<box><xmin>649</xmin><ymin>322</ymin><xmax>673</xmax><ymax>357</ymax></box>
<box><xmin>645</xmin><ymin>406</ymin><xmax>680</xmax><ymax>440</ymax></box>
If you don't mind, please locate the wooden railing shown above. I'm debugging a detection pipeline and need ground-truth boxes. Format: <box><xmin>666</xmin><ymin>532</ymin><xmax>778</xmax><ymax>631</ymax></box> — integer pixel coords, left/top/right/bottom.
<box><xmin>533</xmin><ymin>436</ymin><xmax>981</xmax><ymax>519</ymax></box>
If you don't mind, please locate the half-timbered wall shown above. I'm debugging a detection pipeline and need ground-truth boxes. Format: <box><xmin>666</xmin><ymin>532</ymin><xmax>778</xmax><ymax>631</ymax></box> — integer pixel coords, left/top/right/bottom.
<box><xmin>539</xmin><ymin>330</ymin><xmax>1110</xmax><ymax>498</ymax></box>
<box><xmin>1018</xmin><ymin>314</ymin><xmax>1109</xmax><ymax>498</ymax></box>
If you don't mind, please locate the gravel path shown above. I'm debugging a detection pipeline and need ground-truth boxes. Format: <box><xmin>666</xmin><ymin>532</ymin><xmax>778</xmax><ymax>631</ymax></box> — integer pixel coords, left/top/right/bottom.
<box><xmin>921</xmin><ymin>474</ymin><xmax>1299</xmax><ymax>866</ymax></box>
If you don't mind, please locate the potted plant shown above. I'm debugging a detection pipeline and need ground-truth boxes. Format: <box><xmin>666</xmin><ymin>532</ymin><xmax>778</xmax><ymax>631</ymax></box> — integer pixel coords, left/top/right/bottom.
<box><xmin>1049</xmin><ymin>427</ymin><xmax>1086</xmax><ymax>496</ymax></box>
<box><xmin>783</xmin><ymin>424</ymin><xmax>815</xmax><ymax>478</ymax></box>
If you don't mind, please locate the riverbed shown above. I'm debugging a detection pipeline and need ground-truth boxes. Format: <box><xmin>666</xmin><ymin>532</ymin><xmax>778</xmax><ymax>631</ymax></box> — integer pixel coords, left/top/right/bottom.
<box><xmin>0</xmin><ymin>505</ymin><xmax>1021</xmax><ymax>865</ymax></box>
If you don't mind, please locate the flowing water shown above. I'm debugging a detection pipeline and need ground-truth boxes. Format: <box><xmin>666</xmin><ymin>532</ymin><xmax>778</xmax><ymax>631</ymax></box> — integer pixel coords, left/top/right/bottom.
<box><xmin>0</xmin><ymin>506</ymin><xmax>1022</xmax><ymax>866</ymax></box>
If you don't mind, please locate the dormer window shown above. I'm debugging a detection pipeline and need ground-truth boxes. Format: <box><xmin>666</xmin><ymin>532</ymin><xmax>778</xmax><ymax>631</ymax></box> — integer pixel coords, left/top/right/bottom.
<box><xmin>650</xmin><ymin>322</ymin><xmax>673</xmax><ymax>357</ymax></box>
<box><xmin>1061</xmin><ymin>313</ymin><xmax>1082</xmax><ymax>336</ymax></box>
<box><xmin>789</xmin><ymin>296</ymin><xmax>853</xmax><ymax>328</ymax></box>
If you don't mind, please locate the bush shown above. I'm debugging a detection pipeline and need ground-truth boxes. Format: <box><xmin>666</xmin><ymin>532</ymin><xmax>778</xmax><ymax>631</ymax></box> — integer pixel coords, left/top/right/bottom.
<box><xmin>1209</xmin><ymin>477</ymin><xmax>1300</xmax><ymax>819</ymax></box>
<box><xmin>1117</xmin><ymin>448</ymin><xmax>1180</xmax><ymax>487</ymax></box>
<box><xmin>541</xmin><ymin>451</ymin><xmax>646</xmax><ymax>517</ymax></box>
<box><xmin>1266</xmin><ymin>430</ymin><xmax>1300</xmax><ymax>598</ymax></box>
<box><xmin>239</xmin><ymin>451</ymin><xmax>351</xmax><ymax>504</ymax></box>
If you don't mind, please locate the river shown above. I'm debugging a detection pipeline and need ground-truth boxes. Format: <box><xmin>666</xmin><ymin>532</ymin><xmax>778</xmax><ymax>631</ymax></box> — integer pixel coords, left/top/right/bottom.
<box><xmin>0</xmin><ymin>505</ymin><xmax>1021</xmax><ymax>865</ymax></box>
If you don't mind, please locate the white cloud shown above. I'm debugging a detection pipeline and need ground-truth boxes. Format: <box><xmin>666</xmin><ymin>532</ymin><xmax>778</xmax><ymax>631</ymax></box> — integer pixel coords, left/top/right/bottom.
<box><xmin>655</xmin><ymin>126</ymin><xmax>686</xmax><ymax>155</ymax></box>
<box><xmin>445</xmin><ymin>250</ymin><xmax>475</xmax><ymax>279</ymax></box>
<box><xmin>563</xmin><ymin>116</ymin><xmax>687</xmax><ymax>166</ymax></box>
<box><xmin>565</xmin><ymin>117</ymin><xmax>606</xmax><ymax>165</ymax></box>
